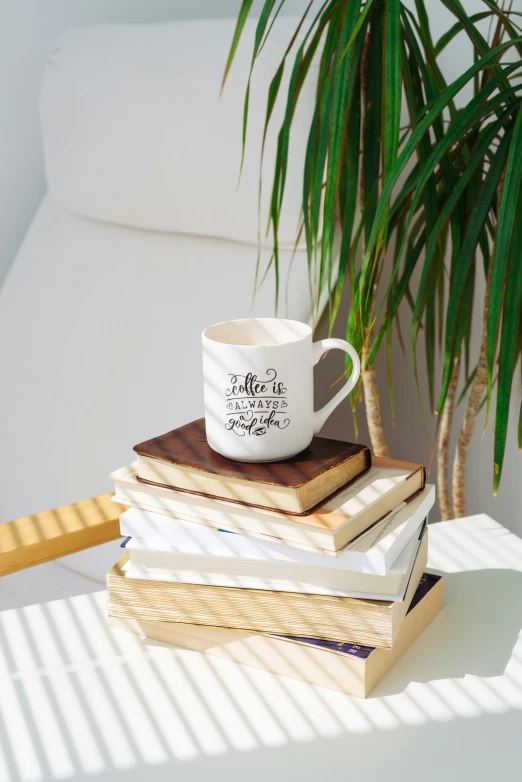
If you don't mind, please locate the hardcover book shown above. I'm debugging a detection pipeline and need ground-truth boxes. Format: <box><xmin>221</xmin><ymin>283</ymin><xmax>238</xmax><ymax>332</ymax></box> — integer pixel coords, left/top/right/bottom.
<box><xmin>133</xmin><ymin>418</ymin><xmax>371</xmax><ymax>514</ymax></box>
<box><xmin>112</xmin><ymin>458</ymin><xmax>428</xmax><ymax>552</ymax></box>
<box><xmin>109</xmin><ymin>572</ymin><xmax>444</xmax><ymax>698</ymax></box>
<box><xmin>106</xmin><ymin>525</ymin><xmax>428</xmax><ymax>648</ymax></box>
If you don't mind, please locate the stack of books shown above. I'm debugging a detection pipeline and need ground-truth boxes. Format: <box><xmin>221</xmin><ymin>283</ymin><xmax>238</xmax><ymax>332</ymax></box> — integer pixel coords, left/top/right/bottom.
<box><xmin>107</xmin><ymin>418</ymin><xmax>442</xmax><ymax>697</ymax></box>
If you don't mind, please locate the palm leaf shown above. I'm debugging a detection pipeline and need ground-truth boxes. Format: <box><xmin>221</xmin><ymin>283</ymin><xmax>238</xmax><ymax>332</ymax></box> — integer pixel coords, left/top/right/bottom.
<box><xmin>373</xmin><ymin>61</ymin><xmax>522</xmax><ymax>329</ymax></box>
<box><xmin>383</xmin><ymin>0</ymin><xmax>401</xmax><ymax>181</ymax></box>
<box><xmin>437</xmin><ymin>119</ymin><xmax>514</xmax><ymax>413</ymax></box>
<box><xmin>435</xmin><ymin>11</ymin><xmax>493</xmax><ymax>55</ymax></box>
<box><xmin>318</xmin><ymin>1</ymin><xmax>362</xmax><ymax>313</ymax></box>
<box><xmin>338</xmin><ymin>0</ymin><xmax>376</xmax><ymax>62</ymax></box>
<box><xmin>361</xmin><ymin>8</ymin><xmax>383</xmax><ymax>256</ymax></box>
<box><xmin>493</xmin><ymin>183</ymin><xmax>522</xmax><ymax>492</ymax></box>
<box><xmin>358</xmin><ymin>39</ymin><xmax>522</xmax><ymax>314</ymax></box>
<box><xmin>410</xmin><ymin>108</ymin><xmax>513</xmax><ymax>354</ymax></box>
<box><xmin>222</xmin><ymin>0</ymin><xmax>256</xmax><ymax>92</ymax></box>
<box><xmin>486</xmin><ymin>106</ymin><xmax>522</xmax><ymax>421</ymax></box>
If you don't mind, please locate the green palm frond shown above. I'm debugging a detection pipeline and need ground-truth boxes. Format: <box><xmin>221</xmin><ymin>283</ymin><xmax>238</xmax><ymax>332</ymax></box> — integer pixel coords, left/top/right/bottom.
<box><xmin>223</xmin><ymin>0</ymin><xmax>522</xmax><ymax>496</ymax></box>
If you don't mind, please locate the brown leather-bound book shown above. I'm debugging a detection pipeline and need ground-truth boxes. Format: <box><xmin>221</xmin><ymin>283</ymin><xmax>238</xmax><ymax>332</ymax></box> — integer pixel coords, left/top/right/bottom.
<box><xmin>133</xmin><ymin>418</ymin><xmax>371</xmax><ymax>515</ymax></box>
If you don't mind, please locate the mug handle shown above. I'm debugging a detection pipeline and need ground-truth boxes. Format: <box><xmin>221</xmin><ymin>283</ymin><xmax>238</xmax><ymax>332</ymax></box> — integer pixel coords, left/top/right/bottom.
<box><xmin>312</xmin><ymin>339</ymin><xmax>361</xmax><ymax>434</ymax></box>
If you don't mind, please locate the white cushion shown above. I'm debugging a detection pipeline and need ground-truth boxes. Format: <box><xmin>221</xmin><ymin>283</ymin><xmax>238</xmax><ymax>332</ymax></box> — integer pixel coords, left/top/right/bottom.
<box><xmin>0</xmin><ymin>194</ymin><xmax>311</xmax><ymax>522</ymax></box>
<box><xmin>40</xmin><ymin>19</ymin><xmax>317</xmax><ymax>247</ymax></box>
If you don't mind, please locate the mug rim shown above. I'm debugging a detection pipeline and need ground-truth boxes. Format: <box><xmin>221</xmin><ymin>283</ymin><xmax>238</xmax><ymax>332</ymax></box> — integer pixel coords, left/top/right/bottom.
<box><xmin>202</xmin><ymin>317</ymin><xmax>312</xmax><ymax>348</ymax></box>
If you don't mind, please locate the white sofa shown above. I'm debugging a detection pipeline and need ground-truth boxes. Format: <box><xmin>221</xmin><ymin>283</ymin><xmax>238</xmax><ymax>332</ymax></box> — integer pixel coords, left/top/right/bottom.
<box><xmin>0</xmin><ymin>18</ymin><xmax>319</xmax><ymax>524</ymax></box>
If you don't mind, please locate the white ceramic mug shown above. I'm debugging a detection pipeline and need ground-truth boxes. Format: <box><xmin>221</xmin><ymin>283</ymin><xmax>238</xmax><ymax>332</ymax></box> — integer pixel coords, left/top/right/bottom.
<box><xmin>202</xmin><ymin>318</ymin><xmax>360</xmax><ymax>462</ymax></box>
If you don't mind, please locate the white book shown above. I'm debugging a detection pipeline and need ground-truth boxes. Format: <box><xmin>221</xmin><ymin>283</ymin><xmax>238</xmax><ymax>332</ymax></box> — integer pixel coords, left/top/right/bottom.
<box><xmin>124</xmin><ymin>523</ymin><xmax>427</xmax><ymax>601</ymax></box>
<box><xmin>112</xmin><ymin>458</ymin><xmax>428</xmax><ymax>552</ymax></box>
<box><xmin>120</xmin><ymin>484</ymin><xmax>433</xmax><ymax>577</ymax></box>
<box><xmin>120</xmin><ymin>485</ymin><xmax>434</xmax><ymax>573</ymax></box>
<box><xmin>338</xmin><ymin>486</ymin><xmax>434</xmax><ymax>574</ymax></box>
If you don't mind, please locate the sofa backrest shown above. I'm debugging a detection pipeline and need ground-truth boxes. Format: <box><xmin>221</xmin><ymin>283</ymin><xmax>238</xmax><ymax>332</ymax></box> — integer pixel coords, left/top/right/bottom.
<box><xmin>40</xmin><ymin>18</ymin><xmax>318</xmax><ymax>248</ymax></box>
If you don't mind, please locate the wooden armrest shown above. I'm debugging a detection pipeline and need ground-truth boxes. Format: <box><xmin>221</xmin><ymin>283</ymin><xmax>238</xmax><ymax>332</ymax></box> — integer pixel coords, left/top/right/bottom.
<box><xmin>0</xmin><ymin>494</ymin><xmax>125</xmax><ymax>576</ymax></box>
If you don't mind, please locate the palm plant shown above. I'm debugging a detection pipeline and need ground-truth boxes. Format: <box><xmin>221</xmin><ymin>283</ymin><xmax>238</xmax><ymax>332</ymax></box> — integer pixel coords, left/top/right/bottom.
<box><xmin>223</xmin><ymin>0</ymin><xmax>522</xmax><ymax>516</ymax></box>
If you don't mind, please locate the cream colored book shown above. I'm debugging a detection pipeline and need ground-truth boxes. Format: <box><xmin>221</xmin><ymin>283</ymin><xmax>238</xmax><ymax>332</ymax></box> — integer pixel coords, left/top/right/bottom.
<box><xmin>111</xmin><ymin>456</ymin><xmax>427</xmax><ymax>552</ymax></box>
<box><xmin>109</xmin><ymin>572</ymin><xmax>444</xmax><ymax>698</ymax></box>
<box><xmin>123</xmin><ymin>523</ymin><xmax>424</xmax><ymax>599</ymax></box>
<box><xmin>107</xmin><ymin>527</ymin><xmax>428</xmax><ymax>649</ymax></box>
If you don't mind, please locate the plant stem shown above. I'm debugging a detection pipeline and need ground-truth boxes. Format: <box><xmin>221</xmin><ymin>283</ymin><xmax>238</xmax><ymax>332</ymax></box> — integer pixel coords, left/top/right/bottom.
<box><xmin>362</xmin><ymin>342</ymin><xmax>390</xmax><ymax>456</ymax></box>
<box><xmin>358</xmin><ymin>22</ymin><xmax>389</xmax><ymax>458</ymax></box>
<box><xmin>438</xmin><ymin>356</ymin><xmax>460</xmax><ymax>520</ymax></box>
<box><xmin>452</xmin><ymin>260</ymin><xmax>493</xmax><ymax>516</ymax></box>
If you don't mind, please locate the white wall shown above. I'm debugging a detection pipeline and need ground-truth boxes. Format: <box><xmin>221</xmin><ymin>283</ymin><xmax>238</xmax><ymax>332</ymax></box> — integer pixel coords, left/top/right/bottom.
<box><xmin>0</xmin><ymin>0</ymin><xmax>305</xmax><ymax>288</ymax></box>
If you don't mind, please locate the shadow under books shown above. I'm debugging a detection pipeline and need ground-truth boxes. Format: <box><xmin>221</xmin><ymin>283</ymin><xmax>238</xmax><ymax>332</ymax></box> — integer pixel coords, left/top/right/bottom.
<box><xmin>372</xmin><ymin>567</ymin><xmax>522</xmax><ymax>697</ymax></box>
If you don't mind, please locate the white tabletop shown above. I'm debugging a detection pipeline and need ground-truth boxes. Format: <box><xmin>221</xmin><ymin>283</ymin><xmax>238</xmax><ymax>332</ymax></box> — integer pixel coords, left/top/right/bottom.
<box><xmin>1</xmin><ymin>515</ymin><xmax>521</xmax><ymax>782</ymax></box>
